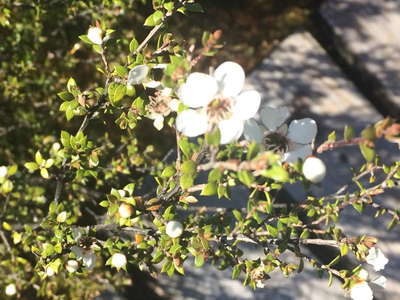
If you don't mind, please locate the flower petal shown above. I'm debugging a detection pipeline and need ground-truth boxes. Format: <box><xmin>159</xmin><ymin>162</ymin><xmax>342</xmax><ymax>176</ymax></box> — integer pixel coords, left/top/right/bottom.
<box><xmin>87</xmin><ymin>27</ymin><xmax>103</xmax><ymax>45</ymax></box>
<box><xmin>287</xmin><ymin>118</ymin><xmax>317</xmax><ymax>144</ymax></box>
<box><xmin>214</xmin><ymin>61</ymin><xmax>245</xmax><ymax>97</ymax></box>
<box><xmin>153</xmin><ymin>115</ymin><xmax>164</xmax><ymax>131</ymax></box>
<box><xmin>350</xmin><ymin>282</ymin><xmax>373</xmax><ymax>300</ymax></box>
<box><xmin>260</xmin><ymin>106</ymin><xmax>290</xmax><ymax>131</ymax></box>
<box><xmin>178</xmin><ymin>73</ymin><xmax>218</xmax><ymax>108</ymax></box>
<box><xmin>82</xmin><ymin>251</ymin><xmax>96</xmax><ymax>270</ymax></box>
<box><xmin>243</xmin><ymin>119</ymin><xmax>264</xmax><ymax>144</ymax></box>
<box><xmin>218</xmin><ymin>118</ymin><xmax>244</xmax><ymax>144</ymax></box>
<box><xmin>283</xmin><ymin>144</ymin><xmax>312</xmax><ymax>163</ymax></box>
<box><xmin>127</xmin><ymin>65</ymin><xmax>149</xmax><ymax>85</ymax></box>
<box><xmin>232</xmin><ymin>90</ymin><xmax>261</xmax><ymax>120</ymax></box>
<box><xmin>366</xmin><ymin>247</ymin><xmax>389</xmax><ymax>271</ymax></box>
<box><xmin>371</xmin><ymin>275</ymin><xmax>387</xmax><ymax>288</ymax></box>
<box><xmin>176</xmin><ymin>109</ymin><xmax>208</xmax><ymax>137</ymax></box>
<box><xmin>71</xmin><ymin>246</ymin><xmax>83</xmax><ymax>259</ymax></box>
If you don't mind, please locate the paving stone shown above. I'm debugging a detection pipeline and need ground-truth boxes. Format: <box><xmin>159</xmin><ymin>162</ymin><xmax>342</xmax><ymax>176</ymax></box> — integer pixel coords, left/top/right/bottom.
<box><xmin>319</xmin><ymin>0</ymin><xmax>400</xmax><ymax>115</ymax></box>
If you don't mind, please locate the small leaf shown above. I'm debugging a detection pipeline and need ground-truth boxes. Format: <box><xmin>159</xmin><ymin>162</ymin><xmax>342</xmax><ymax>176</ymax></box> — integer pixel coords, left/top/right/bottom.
<box><xmin>129</xmin><ymin>38</ymin><xmax>139</xmax><ymax>53</ymax></box>
<box><xmin>327</xmin><ymin>131</ymin><xmax>336</xmax><ymax>142</ymax></box>
<box><xmin>200</xmin><ymin>182</ymin><xmax>217</xmax><ymax>196</ymax></box>
<box><xmin>359</xmin><ymin>144</ymin><xmax>375</xmax><ymax>162</ymax></box>
<box><xmin>40</xmin><ymin>168</ymin><xmax>50</xmax><ymax>179</ymax></box>
<box><xmin>237</xmin><ymin>170</ymin><xmax>254</xmax><ymax>186</ymax></box>
<box><xmin>144</xmin><ymin>10</ymin><xmax>164</xmax><ymax>27</ymax></box>
<box><xmin>194</xmin><ymin>255</ymin><xmax>205</xmax><ymax>267</ymax></box>
<box><xmin>24</xmin><ymin>162</ymin><xmax>39</xmax><ymax>172</ymax></box>
<box><xmin>57</xmin><ymin>91</ymin><xmax>74</xmax><ymax>101</ymax></box>
<box><xmin>344</xmin><ymin>125</ymin><xmax>354</xmax><ymax>142</ymax></box>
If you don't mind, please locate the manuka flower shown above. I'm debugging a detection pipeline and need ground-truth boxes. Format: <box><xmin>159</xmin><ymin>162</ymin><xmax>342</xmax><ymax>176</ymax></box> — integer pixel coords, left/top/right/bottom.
<box><xmin>244</xmin><ymin>106</ymin><xmax>317</xmax><ymax>163</ymax></box>
<box><xmin>176</xmin><ymin>61</ymin><xmax>261</xmax><ymax>144</ymax></box>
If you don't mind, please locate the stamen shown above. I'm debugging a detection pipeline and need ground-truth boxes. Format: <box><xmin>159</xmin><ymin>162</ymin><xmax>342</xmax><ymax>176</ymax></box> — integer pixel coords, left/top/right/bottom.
<box><xmin>206</xmin><ymin>97</ymin><xmax>233</xmax><ymax>124</ymax></box>
<box><xmin>263</xmin><ymin>132</ymin><xmax>289</xmax><ymax>154</ymax></box>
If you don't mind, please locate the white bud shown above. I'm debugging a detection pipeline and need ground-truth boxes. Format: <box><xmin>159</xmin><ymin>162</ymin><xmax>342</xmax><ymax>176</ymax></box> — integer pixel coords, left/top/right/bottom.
<box><xmin>66</xmin><ymin>260</ymin><xmax>79</xmax><ymax>273</ymax></box>
<box><xmin>46</xmin><ymin>266</ymin><xmax>55</xmax><ymax>277</ymax></box>
<box><xmin>87</xmin><ymin>26</ymin><xmax>103</xmax><ymax>45</ymax></box>
<box><xmin>5</xmin><ymin>283</ymin><xmax>16</xmax><ymax>296</ymax></box>
<box><xmin>166</xmin><ymin>220</ymin><xmax>183</xmax><ymax>238</ymax></box>
<box><xmin>111</xmin><ymin>253</ymin><xmax>127</xmax><ymax>269</ymax></box>
<box><xmin>302</xmin><ymin>156</ymin><xmax>326</xmax><ymax>183</ymax></box>
<box><xmin>0</xmin><ymin>166</ymin><xmax>7</xmax><ymax>177</ymax></box>
<box><xmin>118</xmin><ymin>203</ymin><xmax>133</xmax><ymax>219</ymax></box>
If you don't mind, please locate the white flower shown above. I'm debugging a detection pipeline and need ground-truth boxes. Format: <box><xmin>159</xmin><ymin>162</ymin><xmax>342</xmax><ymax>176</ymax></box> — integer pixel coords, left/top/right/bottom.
<box><xmin>366</xmin><ymin>247</ymin><xmax>388</xmax><ymax>271</ymax></box>
<box><xmin>87</xmin><ymin>26</ymin><xmax>103</xmax><ymax>45</ymax></box>
<box><xmin>350</xmin><ymin>282</ymin><xmax>373</xmax><ymax>300</ymax></box>
<box><xmin>371</xmin><ymin>275</ymin><xmax>387</xmax><ymax>288</ymax></box>
<box><xmin>111</xmin><ymin>253</ymin><xmax>127</xmax><ymax>269</ymax></box>
<box><xmin>302</xmin><ymin>156</ymin><xmax>326</xmax><ymax>183</ymax></box>
<box><xmin>127</xmin><ymin>65</ymin><xmax>149</xmax><ymax>86</ymax></box>
<box><xmin>165</xmin><ymin>220</ymin><xmax>184</xmax><ymax>238</ymax></box>
<box><xmin>5</xmin><ymin>283</ymin><xmax>16</xmax><ymax>296</ymax></box>
<box><xmin>71</xmin><ymin>246</ymin><xmax>96</xmax><ymax>270</ymax></box>
<box><xmin>176</xmin><ymin>61</ymin><xmax>261</xmax><ymax>144</ymax></box>
<box><xmin>66</xmin><ymin>260</ymin><xmax>79</xmax><ymax>273</ymax></box>
<box><xmin>244</xmin><ymin>106</ymin><xmax>317</xmax><ymax>163</ymax></box>
<box><xmin>0</xmin><ymin>166</ymin><xmax>7</xmax><ymax>177</ymax></box>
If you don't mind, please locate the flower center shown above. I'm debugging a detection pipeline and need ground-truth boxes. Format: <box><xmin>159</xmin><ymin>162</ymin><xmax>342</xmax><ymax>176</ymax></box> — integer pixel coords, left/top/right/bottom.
<box><xmin>263</xmin><ymin>132</ymin><xmax>289</xmax><ymax>154</ymax></box>
<box><xmin>206</xmin><ymin>97</ymin><xmax>233</xmax><ymax>124</ymax></box>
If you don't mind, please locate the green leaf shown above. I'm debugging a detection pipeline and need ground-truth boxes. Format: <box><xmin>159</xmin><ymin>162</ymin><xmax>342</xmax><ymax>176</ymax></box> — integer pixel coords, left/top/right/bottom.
<box><xmin>40</xmin><ymin>168</ymin><xmax>50</xmax><ymax>179</ymax></box>
<box><xmin>237</xmin><ymin>170</ymin><xmax>254</xmax><ymax>186</ymax></box>
<box><xmin>352</xmin><ymin>201</ymin><xmax>363</xmax><ymax>213</ymax></box>
<box><xmin>361</xmin><ymin>126</ymin><xmax>376</xmax><ymax>141</ymax></box>
<box><xmin>78</xmin><ymin>35</ymin><xmax>92</xmax><ymax>44</ymax></box>
<box><xmin>217</xmin><ymin>184</ymin><xmax>229</xmax><ymax>199</ymax></box>
<box><xmin>194</xmin><ymin>255</ymin><xmax>205</xmax><ymax>267</ymax></box>
<box><xmin>344</xmin><ymin>125</ymin><xmax>354</xmax><ymax>142</ymax></box>
<box><xmin>262</xmin><ymin>165</ymin><xmax>289</xmax><ymax>182</ymax></box>
<box><xmin>24</xmin><ymin>162</ymin><xmax>39</xmax><ymax>172</ymax></box>
<box><xmin>200</xmin><ymin>182</ymin><xmax>217</xmax><ymax>196</ymax></box>
<box><xmin>7</xmin><ymin>165</ymin><xmax>17</xmax><ymax>176</ymax></box>
<box><xmin>57</xmin><ymin>91</ymin><xmax>74</xmax><ymax>101</ymax></box>
<box><xmin>181</xmin><ymin>160</ymin><xmax>196</xmax><ymax>175</ymax></box>
<box><xmin>60</xmin><ymin>130</ymin><xmax>71</xmax><ymax>148</ymax></box>
<box><xmin>359</xmin><ymin>144</ymin><xmax>375</xmax><ymax>162</ymax></box>
<box><xmin>327</xmin><ymin>131</ymin><xmax>336</xmax><ymax>142</ymax></box>
<box><xmin>99</xmin><ymin>201</ymin><xmax>109</xmax><ymax>207</ymax></box>
<box><xmin>35</xmin><ymin>151</ymin><xmax>44</xmax><ymax>165</ymax></box>
<box><xmin>180</xmin><ymin>175</ymin><xmax>194</xmax><ymax>190</ymax></box>
<box><xmin>144</xmin><ymin>10</ymin><xmax>164</xmax><ymax>27</ymax></box>
<box><xmin>232</xmin><ymin>209</ymin><xmax>242</xmax><ymax>222</ymax></box>
<box><xmin>208</xmin><ymin>168</ymin><xmax>222</xmax><ymax>182</ymax></box>
<box><xmin>67</xmin><ymin>77</ymin><xmax>78</xmax><ymax>95</ymax></box>
<box><xmin>246</xmin><ymin>142</ymin><xmax>260</xmax><ymax>160</ymax></box>
<box><xmin>108</xmin><ymin>83</ymin><xmax>126</xmax><ymax>104</ymax></box>
<box><xmin>161</xmin><ymin>166</ymin><xmax>176</xmax><ymax>178</ymax></box>
<box><xmin>129</xmin><ymin>38</ymin><xmax>139</xmax><ymax>53</ymax></box>
<box><xmin>113</xmin><ymin>64</ymin><xmax>128</xmax><ymax>77</ymax></box>
<box><xmin>232</xmin><ymin>264</ymin><xmax>242</xmax><ymax>279</ymax></box>
<box><xmin>340</xmin><ymin>244</ymin><xmax>349</xmax><ymax>256</ymax></box>
<box><xmin>266</xmin><ymin>225</ymin><xmax>278</xmax><ymax>238</ymax></box>
<box><xmin>178</xmin><ymin>138</ymin><xmax>191</xmax><ymax>158</ymax></box>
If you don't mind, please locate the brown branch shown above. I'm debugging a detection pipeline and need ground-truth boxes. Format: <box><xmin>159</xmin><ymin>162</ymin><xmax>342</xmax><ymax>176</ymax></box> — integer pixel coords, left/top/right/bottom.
<box><xmin>317</xmin><ymin>137</ymin><xmax>373</xmax><ymax>153</ymax></box>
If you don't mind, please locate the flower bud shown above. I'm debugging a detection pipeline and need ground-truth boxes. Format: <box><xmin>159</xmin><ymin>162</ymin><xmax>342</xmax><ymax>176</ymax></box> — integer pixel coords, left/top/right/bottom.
<box><xmin>111</xmin><ymin>253</ymin><xmax>127</xmax><ymax>269</ymax></box>
<box><xmin>166</xmin><ymin>220</ymin><xmax>183</xmax><ymax>238</ymax></box>
<box><xmin>0</xmin><ymin>166</ymin><xmax>7</xmax><ymax>177</ymax></box>
<box><xmin>46</xmin><ymin>266</ymin><xmax>55</xmax><ymax>277</ymax></box>
<box><xmin>118</xmin><ymin>203</ymin><xmax>133</xmax><ymax>219</ymax></box>
<box><xmin>66</xmin><ymin>260</ymin><xmax>79</xmax><ymax>273</ymax></box>
<box><xmin>87</xmin><ymin>26</ymin><xmax>103</xmax><ymax>45</ymax></box>
<box><xmin>302</xmin><ymin>156</ymin><xmax>326</xmax><ymax>183</ymax></box>
<box><xmin>5</xmin><ymin>283</ymin><xmax>16</xmax><ymax>296</ymax></box>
